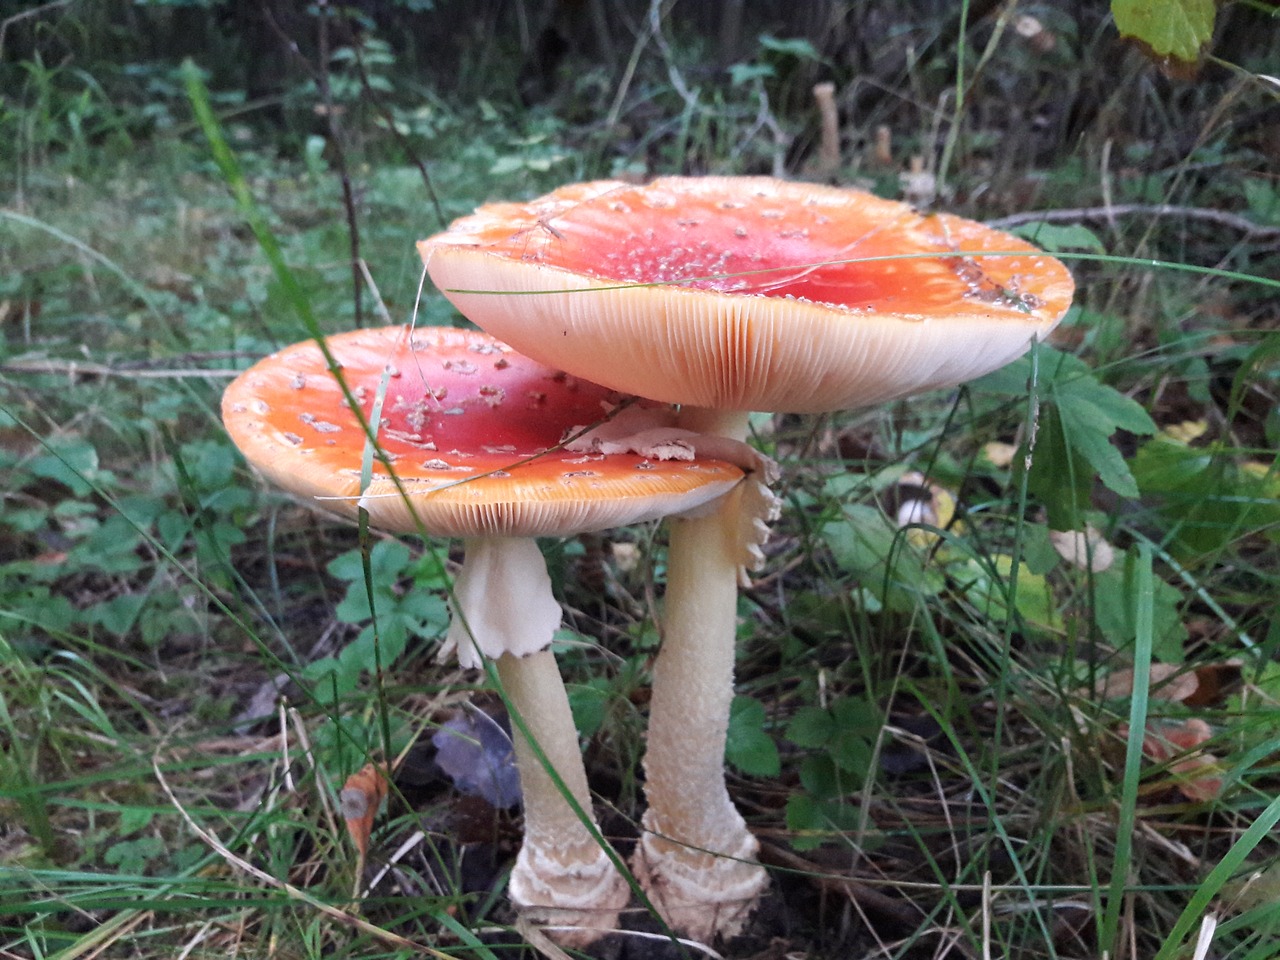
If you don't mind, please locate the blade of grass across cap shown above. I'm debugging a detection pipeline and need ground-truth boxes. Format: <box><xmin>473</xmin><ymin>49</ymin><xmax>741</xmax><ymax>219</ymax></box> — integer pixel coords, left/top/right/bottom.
<box><xmin>1101</xmin><ymin>542</ymin><xmax>1154</xmax><ymax>955</ymax></box>
<box><xmin>353</xmin><ymin>261</ymin><xmax>403</xmax><ymax>762</ymax></box>
<box><xmin>187</xmin><ymin>65</ymin><xmax>438</xmax><ymax>763</ymax></box>
<box><xmin>182</xmin><ymin>60</ymin><xmax>396</xmax><ymax>489</ymax></box>
<box><xmin>440</xmin><ymin>250</ymin><xmax>1280</xmax><ymax>302</ymax></box>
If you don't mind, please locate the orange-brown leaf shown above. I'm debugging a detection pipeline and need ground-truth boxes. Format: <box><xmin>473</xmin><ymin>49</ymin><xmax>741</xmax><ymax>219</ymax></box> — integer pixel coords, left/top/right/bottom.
<box><xmin>339</xmin><ymin>763</ymin><xmax>388</xmax><ymax>858</ymax></box>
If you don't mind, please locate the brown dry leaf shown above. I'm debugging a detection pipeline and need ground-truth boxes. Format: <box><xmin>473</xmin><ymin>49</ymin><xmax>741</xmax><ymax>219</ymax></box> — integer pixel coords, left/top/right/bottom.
<box><xmin>1094</xmin><ymin>661</ymin><xmax>1242</xmax><ymax>707</ymax></box>
<box><xmin>1096</xmin><ymin>663</ymin><xmax>1199</xmax><ymax>703</ymax></box>
<box><xmin>339</xmin><ymin>762</ymin><xmax>388</xmax><ymax>858</ymax></box>
<box><xmin>1184</xmin><ymin>661</ymin><xmax>1244</xmax><ymax>707</ymax></box>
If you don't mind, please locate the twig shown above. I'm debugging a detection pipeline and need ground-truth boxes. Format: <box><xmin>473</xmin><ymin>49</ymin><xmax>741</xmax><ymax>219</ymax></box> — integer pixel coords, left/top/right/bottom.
<box><xmin>261</xmin><ymin>2</ymin><xmax>364</xmax><ymax>328</ymax></box>
<box><xmin>648</xmin><ymin>0</ymin><xmax>699</xmax><ymax>113</ymax></box>
<box><xmin>757</xmin><ymin>840</ymin><xmax>924</xmax><ymax>928</ymax></box>
<box><xmin>352</xmin><ymin>43</ymin><xmax>446</xmax><ymax>230</ymax></box>
<box><xmin>0</xmin><ymin>359</ymin><xmax>242</xmax><ymax>379</ymax></box>
<box><xmin>0</xmin><ymin>0</ymin><xmax>73</xmax><ymax>62</ymax></box>
<box><xmin>987</xmin><ymin>204</ymin><xmax>1280</xmax><ymax>240</ymax></box>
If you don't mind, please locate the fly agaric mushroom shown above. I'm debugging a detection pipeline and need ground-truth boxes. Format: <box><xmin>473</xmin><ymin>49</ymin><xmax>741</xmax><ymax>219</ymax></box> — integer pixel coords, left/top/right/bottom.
<box><xmin>418</xmin><ymin>176</ymin><xmax>1075</xmax><ymax>939</ymax></box>
<box><xmin>221</xmin><ymin>325</ymin><xmax>760</xmax><ymax>938</ymax></box>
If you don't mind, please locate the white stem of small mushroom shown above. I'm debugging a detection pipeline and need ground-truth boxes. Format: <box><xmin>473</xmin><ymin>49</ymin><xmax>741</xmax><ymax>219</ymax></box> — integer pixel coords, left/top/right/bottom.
<box><xmin>635</xmin><ymin>407</ymin><xmax>768</xmax><ymax>941</ymax></box>
<box><xmin>449</xmin><ymin>537</ymin><xmax>629</xmax><ymax>935</ymax></box>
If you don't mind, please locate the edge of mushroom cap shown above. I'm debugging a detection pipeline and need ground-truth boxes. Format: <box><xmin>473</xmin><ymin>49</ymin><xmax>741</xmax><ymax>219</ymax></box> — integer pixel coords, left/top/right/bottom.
<box><xmin>418</xmin><ymin>176</ymin><xmax>1074</xmax><ymax>413</ymax></box>
<box><xmin>221</xmin><ymin>326</ymin><xmax>745</xmax><ymax>537</ymax></box>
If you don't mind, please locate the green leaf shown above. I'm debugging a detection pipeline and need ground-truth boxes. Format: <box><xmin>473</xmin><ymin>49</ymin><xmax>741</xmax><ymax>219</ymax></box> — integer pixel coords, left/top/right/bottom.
<box><xmin>1093</xmin><ymin>548</ymin><xmax>1187</xmax><ymax>662</ymax></box>
<box><xmin>798</xmin><ymin>753</ymin><xmax>846</xmax><ymax>800</ymax></box>
<box><xmin>1056</xmin><ymin>367</ymin><xmax>1157</xmax><ymax>436</ymax></box>
<box><xmin>758</xmin><ymin>34</ymin><xmax>821</xmax><ymax>60</ymax></box>
<box><xmin>829</xmin><ymin>726</ymin><xmax>874</xmax><ymax>774</ymax></box>
<box><xmin>784</xmin><ymin>793</ymin><xmax>861</xmax><ymax>851</ymax></box>
<box><xmin>786</xmin><ymin>705</ymin><xmax>836</xmax><ymax>748</ymax></box>
<box><xmin>1242</xmin><ymin>177</ymin><xmax>1280</xmax><ymax>228</ymax></box>
<box><xmin>567</xmin><ymin>680</ymin><xmax>609</xmax><ymax>739</ymax></box>
<box><xmin>1010</xmin><ymin>222</ymin><xmax>1106</xmax><ymax>254</ymax></box>
<box><xmin>727</xmin><ymin>62</ymin><xmax>774</xmax><ymax>86</ymax></box>
<box><xmin>726</xmin><ymin>696</ymin><xmax>780</xmax><ymax>777</ymax></box>
<box><xmin>103</xmin><ymin>835</ymin><xmax>166</xmax><ymax>875</ymax></box>
<box><xmin>91</xmin><ymin>594</ymin><xmax>148</xmax><ymax>637</ymax></box>
<box><xmin>1112</xmin><ymin>0</ymin><xmax>1216</xmax><ymax>65</ymax></box>
<box><xmin>1020</xmin><ymin>523</ymin><xmax>1061</xmax><ymax>576</ymax></box>
<box><xmin>1059</xmin><ymin>403</ymin><xmax>1141</xmax><ymax>497</ymax></box>
<box><xmin>29</xmin><ymin>437</ymin><xmax>102</xmax><ymax>497</ymax></box>
<box><xmin>984</xmin><ymin>348</ymin><xmax>1155</xmax><ymax>525</ymax></box>
<box><xmin>1132</xmin><ymin>437</ymin><xmax>1280</xmax><ymax>558</ymax></box>
<box><xmin>822</xmin><ymin>504</ymin><xmax>944</xmax><ymax>611</ymax></box>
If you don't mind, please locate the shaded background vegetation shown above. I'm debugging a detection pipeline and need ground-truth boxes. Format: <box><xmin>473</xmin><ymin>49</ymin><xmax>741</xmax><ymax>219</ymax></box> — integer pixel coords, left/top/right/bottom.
<box><xmin>2</xmin><ymin>1</ymin><xmax>1279</xmax><ymax>959</ymax></box>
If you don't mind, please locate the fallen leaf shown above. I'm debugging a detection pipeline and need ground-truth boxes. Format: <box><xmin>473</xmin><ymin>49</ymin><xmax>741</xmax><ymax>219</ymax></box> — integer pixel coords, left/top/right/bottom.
<box><xmin>340</xmin><ymin>762</ymin><xmax>388</xmax><ymax>858</ymax></box>
<box><xmin>1138</xmin><ymin>718</ymin><xmax>1224</xmax><ymax>802</ymax></box>
<box><xmin>983</xmin><ymin>441</ymin><xmax>1019</xmax><ymax>469</ymax></box>
<box><xmin>1096</xmin><ymin>663</ymin><xmax>1199</xmax><ymax>702</ymax></box>
<box><xmin>1050</xmin><ymin>525</ymin><xmax>1116</xmax><ymax>572</ymax></box>
<box><xmin>1163</xmin><ymin>419</ymin><xmax>1208</xmax><ymax>444</ymax></box>
<box><xmin>432</xmin><ymin>707</ymin><xmax>521</xmax><ymax>809</ymax></box>
<box><xmin>1094</xmin><ymin>661</ymin><xmax>1242</xmax><ymax>706</ymax></box>
<box><xmin>893</xmin><ymin>471</ymin><xmax>958</xmax><ymax>548</ymax></box>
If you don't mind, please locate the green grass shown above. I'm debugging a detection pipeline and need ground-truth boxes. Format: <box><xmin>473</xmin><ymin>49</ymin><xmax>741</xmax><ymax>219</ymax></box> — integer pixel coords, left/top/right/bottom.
<box><xmin>2</xmin><ymin>3</ymin><xmax>1280</xmax><ymax>958</ymax></box>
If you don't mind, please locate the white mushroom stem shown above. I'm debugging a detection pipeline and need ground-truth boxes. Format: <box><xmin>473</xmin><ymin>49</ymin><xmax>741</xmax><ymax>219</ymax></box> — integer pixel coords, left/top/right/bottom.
<box><xmin>496</xmin><ymin>650</ymin><xmax>630</xmax><ymax>935</ymax></box>
<box><xmin>445</xmin><ymin>537</ymin><xmax>629</xmax><ymax>936</ymax></box>
<box><xmin>634</xmin><ymin>407</ymin><xmax>769</xmax><ymax>941</ymax></box>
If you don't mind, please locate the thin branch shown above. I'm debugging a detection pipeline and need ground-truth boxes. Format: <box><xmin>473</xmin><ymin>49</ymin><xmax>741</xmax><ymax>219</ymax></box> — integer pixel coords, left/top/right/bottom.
<box><xmin>261</xmin><ymin>1</ymin><xmax>364</xmax><ymax>328</ymax></box>
<box><xmin>1</xmin><ymin>359</ymin><xmax>242</xmax><ymax>379</ymax></box>
<box><xmin>987</xmin><ymin>204</ymin><xmax>1280</xmax><ymax>240</ymax></box>
<box><xmin>352</xmin><ymin>44</ymin><xmax>447</xmax><ymax>230</ymax></box>
<box><xmin>0</xmin><ymin>0</ymin><xmax>74</xmax><ymax>62</ymax></box>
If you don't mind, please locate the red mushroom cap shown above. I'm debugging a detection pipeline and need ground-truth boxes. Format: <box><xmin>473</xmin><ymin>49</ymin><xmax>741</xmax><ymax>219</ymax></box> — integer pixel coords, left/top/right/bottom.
<box><xmin>418</xmin><ymin>176</ymin><xmax>1075</xmax><ymax>413</ymax></box>
<box><xmin>221</xmin><ymin>326</ymin><xmax>743</xmax><ymax>537</ymax></box>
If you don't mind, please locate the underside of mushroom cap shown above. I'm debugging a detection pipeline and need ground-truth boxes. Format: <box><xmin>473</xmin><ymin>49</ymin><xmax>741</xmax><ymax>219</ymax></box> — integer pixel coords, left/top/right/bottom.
<box><xmin>222</xmin><ymin>326</ymin><xmax>744</xmax><ymax>537</ymax></box>
<box><xmin>419</xmin><ymin>176</ymin><xmax>1075</xmax><ymax>413</ymax></box>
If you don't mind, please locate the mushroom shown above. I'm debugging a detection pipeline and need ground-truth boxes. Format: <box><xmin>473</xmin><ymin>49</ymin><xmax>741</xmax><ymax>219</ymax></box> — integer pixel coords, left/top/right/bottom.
<box><xmin>221</xmin><ymin>325</ymin><xmax>757</xmax><ymax>939</ymax></box>
<box><xmin>417</xmin><ymin>176</ymin><xmax>1075</xmax><ymax>939</ymax></box>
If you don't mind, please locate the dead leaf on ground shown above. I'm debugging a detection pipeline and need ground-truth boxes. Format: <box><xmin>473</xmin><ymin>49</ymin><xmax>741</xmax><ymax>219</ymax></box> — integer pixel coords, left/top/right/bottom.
<box><xmin>340</xmin><ymin>762</ymin><xmax>388</xmax><ymax>858</ymax></box>
<box><xmin>1093</xmin><ymin>661</ymin><xmax>1242</xmax><ymax>706</ymax></box>
<box><xmin>1050</xmin><ymin>524</ymin><xmax>1115</xmax><ymax>571</ymax></box>
<box><xmin>1128</xmin><ymin>718</ymin><xmax>1225</xmax><ymax>802</ymax></box>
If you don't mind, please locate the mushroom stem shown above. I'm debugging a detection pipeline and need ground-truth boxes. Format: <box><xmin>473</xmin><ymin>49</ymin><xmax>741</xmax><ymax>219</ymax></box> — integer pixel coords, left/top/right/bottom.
<box><xmin>635</xmin><ymin>407</ymin><xmax>767</xmax><ymax>940</ymax></box>
<box><xmin>495</xmin><ymin>649</ymin><xmax>630</xmax><ymax>935</ymax></box>
<box><xmin>450</xmin><ymin>537</ymin><xmax>628</xmax><ymax>937</ymax></box>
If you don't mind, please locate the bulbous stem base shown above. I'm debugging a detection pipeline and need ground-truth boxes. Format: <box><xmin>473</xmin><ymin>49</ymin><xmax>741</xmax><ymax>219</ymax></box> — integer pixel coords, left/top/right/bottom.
<box><xmin>497</xmin><ymin>650</ymin><xmax>630</xmax><ymax>944</ymax></box>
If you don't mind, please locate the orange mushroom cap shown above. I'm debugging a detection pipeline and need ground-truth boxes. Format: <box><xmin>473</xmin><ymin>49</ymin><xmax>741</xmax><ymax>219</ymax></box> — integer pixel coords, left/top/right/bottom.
<box><xmin>418</xmin><ymin>176</ymin><xmax>1075</xmax><ymax>413</ymax></box>
<box><xmin>221</xmin><ymin>326</ymin><xmax>744</xmax><ymax>537</ymax></box>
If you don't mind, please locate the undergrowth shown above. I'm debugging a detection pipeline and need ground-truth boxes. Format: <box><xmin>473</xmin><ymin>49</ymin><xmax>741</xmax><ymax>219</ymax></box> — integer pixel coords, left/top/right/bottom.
<box><xmin>1</xmin><ymin>2</ymin><xmax>1279</xmax><ymax>959</ymax></box>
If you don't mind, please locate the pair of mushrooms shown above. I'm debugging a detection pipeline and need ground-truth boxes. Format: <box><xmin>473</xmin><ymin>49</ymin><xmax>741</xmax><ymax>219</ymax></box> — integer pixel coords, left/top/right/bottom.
<box><xmin>224</xmin><ymin>176</ymin><xmax>1073</xmax><ymax>943</ymax></box>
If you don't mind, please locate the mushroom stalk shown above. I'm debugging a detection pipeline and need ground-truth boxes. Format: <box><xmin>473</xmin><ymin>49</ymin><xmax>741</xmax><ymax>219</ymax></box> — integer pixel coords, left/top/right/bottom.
<box><xmin>635</xmin><ymin>407</ymin><xmax>767</xmax><ymax>940</ymax></box>
<box><xmin>450</xmin><ymin>537</ymin><xmax>629</xmax><ymax>933</ymax></box>
<box><xmin>495</xmin><ymin>649</ymin><xmax>630</xmax><ymax>931</ymax></box>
